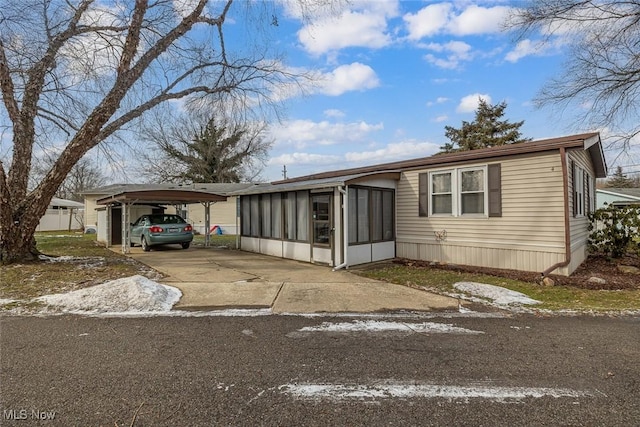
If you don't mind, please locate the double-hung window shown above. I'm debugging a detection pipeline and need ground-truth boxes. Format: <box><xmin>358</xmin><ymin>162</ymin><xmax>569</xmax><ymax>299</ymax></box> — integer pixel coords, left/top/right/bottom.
<box><xmin>572</xmin><ymin>161</ymin><xmax>592</xmax><ymax>217</ymax></box>
<box><xmin>431</xmin><ymin>172</ymin><xmax>453</xmax><ymax>215</ymax></box>
<box><xmin>422</xmin><ymin>166</ymin><xmax>489</xmax><ymax>217</ymax></box>
<box><xmin>460</xmin><ymin>168</ymin><xmax>485</xmax><ymax>215</ymax></box>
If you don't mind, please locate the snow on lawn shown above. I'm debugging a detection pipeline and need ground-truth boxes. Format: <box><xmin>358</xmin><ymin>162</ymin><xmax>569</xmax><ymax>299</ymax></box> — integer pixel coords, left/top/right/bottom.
<box><xmin>289</xmin><ymin>320</ymin><xmax>484</xmax><ymax>336</ymax></box>
<box><xmin>36</xmin><ymin>275</ymin><xmax>181</xmax><ymax>314</ymax></box>
<box><xmin>454</xmin><ymin>282</ymin><xmax>541</xmax><ymax>306</ymax></box>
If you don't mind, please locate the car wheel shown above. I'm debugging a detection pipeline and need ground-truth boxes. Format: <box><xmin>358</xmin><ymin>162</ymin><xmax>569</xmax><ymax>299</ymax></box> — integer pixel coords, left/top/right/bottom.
<box><xmin>181</xmin><ymin>242</ymin><xmax>190</xmax><ymax>249</ymax></box>
<box><xmin>141</xmin><ymin>237</ymin><xmax>150</xmax><ymax>252</ymax></box>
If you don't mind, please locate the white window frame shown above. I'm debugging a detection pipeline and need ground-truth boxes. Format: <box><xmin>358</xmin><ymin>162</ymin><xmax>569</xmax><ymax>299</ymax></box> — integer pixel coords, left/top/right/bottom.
<box><xmin>429</xmin><ymin>166</ymin><xmax>488</xmax><ymax>217</ymax></box>
<box><xmin>429</xmin><ymin>170</ymin><xmax>454</xmax><ymax>216</ymax></box>
<box><xmin>458</xmin><ymin>166</ymin><xmax>487</xmax><ymax>216</ymax></box>
<box><xmin>574</xmin><ymin>166</ymin><xmax>585</xmax><ymax>217</ymax></box>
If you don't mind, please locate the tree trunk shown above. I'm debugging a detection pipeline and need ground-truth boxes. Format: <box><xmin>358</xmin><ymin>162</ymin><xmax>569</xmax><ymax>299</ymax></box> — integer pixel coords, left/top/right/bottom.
<box><xmin>0</xmin><ymin>190</ymin><xmax>45</xmax><ymax>264</ymax></box>
<box><xmin>0</xmin><ymin>220</ymin><xmax>40</xmax><ymax>263</ymax></box>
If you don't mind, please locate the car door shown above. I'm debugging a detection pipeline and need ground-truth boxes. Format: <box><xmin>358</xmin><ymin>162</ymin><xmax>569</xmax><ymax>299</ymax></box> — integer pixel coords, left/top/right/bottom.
<box><xmin>130</xmin><ymin>216</ymin><xmax>147</xmax><ymax>240</ymax></box>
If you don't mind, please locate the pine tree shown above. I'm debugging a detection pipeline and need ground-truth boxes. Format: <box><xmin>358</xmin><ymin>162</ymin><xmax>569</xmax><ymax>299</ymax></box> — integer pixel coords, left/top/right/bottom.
<box><xmin>441</xmin><ymin>99</ymin><xmax>530</xmax><ymax>153</ymax></box>
<box><xmin>606</xmin><ymin>166</ymin><xmax>635</xmax><ymax>188</ymax></box>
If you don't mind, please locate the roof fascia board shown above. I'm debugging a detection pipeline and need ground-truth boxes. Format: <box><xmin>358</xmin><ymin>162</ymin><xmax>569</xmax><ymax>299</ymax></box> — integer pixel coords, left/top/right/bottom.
<box><xmin>596</xmin><ymin>189</ymin><xmax>640</xmax><ymax>201</ymax></box>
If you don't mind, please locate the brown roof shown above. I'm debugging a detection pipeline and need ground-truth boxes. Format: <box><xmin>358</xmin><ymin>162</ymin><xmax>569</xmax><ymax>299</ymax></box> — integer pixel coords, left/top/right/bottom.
<box><xmin>273</xmin><ymin>132</ymin><xmax>605</xmax><ymax>184</ymax></box>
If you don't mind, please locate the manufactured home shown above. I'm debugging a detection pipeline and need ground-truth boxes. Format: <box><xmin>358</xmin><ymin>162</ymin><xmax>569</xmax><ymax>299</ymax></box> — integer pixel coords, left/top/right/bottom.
<box><xmin>234</xmin><ymin>133</ymin><xmax>607</xmax><ymax>276</ymax></box>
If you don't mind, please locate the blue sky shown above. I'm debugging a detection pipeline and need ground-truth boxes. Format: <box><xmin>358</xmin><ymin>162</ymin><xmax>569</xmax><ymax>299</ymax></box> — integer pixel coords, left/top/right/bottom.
<box><xmin>239</xmin><ymin>0</ymin><xmax>638</xmax><ymax>182</ymax></box>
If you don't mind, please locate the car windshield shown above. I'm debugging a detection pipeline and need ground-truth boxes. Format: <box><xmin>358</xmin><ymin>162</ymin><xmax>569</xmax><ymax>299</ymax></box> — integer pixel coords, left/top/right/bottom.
<box><xmin>147</xmin><ymin>214</ymin><xmax>186</xmax><ymax>225</ymax></box>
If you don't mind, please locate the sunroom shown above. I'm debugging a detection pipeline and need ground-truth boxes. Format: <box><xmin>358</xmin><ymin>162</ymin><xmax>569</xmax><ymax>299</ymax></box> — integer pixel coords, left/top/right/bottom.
<box><xmin>234</xmin><ymin>171</ymin><xmax>400</xmax><ymax>269</ymax></box>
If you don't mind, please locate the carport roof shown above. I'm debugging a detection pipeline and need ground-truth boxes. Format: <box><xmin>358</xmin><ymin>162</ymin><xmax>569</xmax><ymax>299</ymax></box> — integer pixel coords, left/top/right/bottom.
<box><xmin>96</xmin><ymin>189</ymin><xmax>228</xmax><ymax>205</ymax></box>
<box><xmin>85</xmin><ymin>182</ymin><xmax>254</xmax><ymax>196</ymax></box>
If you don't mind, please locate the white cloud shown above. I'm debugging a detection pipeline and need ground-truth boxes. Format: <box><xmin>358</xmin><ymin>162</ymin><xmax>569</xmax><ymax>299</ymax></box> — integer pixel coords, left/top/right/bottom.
<box><xmin>318</xmin><ymin>63</ymin><xmax>380</xmax><ymax>96</ymax></box>
<box><xmin>403</xmin><ymin>3</ymin><xmax>452</xmax><ymax>40</ymax></box>
<box><xmin>404</xmin><ymin>3</ymin><xmax>513</xmax><ymax>40</ymax></box>
<box><xmin>297</xmin><ymin>1</ymin><xmax>399</xmax><ymax>55</ymax></box>
<box><xmin>457</xmin><ymin>93</ymin><xmax>492</xmax><ymax>113</ymax></box>
<box><xmin>269</xmin><ymin>119</ymin><xmax>384</xmax><ymax>149</ymax></box>
<box><xmin>267</xmin><ymin>62</ymin><xmax>380</xmax><ymax>101</ymax></box>
<box><xmin>426</xmin><ymin>97</ymin><xmax>449</xmax><ymax>107</ymax></box>
<box><xmin>268</xmin><ymin>152</ymin><xmax>341</xmax><ymax>166</ymax></box>
<box><xmin>424</xmin><ymin>40</ymin><xmax>472</xmax><ymax>69</ymax></box>
<box><xmin>447</xmin><ymin>5</ymin><xmax>511</xmax><ymax>36</ymax></box>
<box><xmin>505</xmin><ymin>38</ymin><xmax>566</xmax><ymax>63</ymax></box>
<box><xmin>324</xmin><ymin>109</ymin><xmax>346</xmax><ymax>118</ymax></box>
<box><xmin>433</xmin><ymin>115</ymin><xmax>448</xmax><ymax>123</ymax></box>
<box><xmin>345</xmin><ymin>140</ymin><xmax>439</xmax><ymax>163</ymax></box>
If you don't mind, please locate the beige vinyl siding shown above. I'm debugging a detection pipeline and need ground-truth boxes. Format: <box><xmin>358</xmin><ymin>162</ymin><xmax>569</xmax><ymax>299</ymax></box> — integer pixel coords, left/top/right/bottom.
<box><xmin>567</xmin><ymin>149</ymin><xmax>596</xmax><ymax>272</ymax></box>
<box><xmin>397</xmin><ymin>151</ymin><xmax>569</xmax><ymax>274</ymax></box>
<box><xmin>83</xmin><ymin>196</ymin><xmax>102</xmax><ymax>228</ymax></box>
<box><xmin>187</xmin><ymin>196</ymin><xmax>238</xmax><ymax>234</ymax></box>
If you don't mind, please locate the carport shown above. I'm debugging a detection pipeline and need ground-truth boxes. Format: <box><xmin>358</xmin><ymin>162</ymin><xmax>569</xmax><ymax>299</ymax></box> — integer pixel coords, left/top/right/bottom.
<box><xmin>96</xmin><ymin>189</ymin><xmax>227</xmax><ymax>253</ymax></box>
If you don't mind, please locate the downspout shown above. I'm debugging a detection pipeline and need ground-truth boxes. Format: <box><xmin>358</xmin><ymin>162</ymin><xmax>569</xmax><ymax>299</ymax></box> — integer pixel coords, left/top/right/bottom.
<box><xmin>542</xmin><ymin>147</ymin><xmax>571</xmax><ymax>277</ymax></box>
<box><xmin>333</xmin><ymin>185</ymin><xmax>349</xmax><ymax>271</ymax></box>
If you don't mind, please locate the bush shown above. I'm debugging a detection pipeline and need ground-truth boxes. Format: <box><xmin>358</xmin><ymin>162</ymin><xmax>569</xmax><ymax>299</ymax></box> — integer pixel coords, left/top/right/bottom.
<box><xmin>588</xmin><ymin>204</ymin><xmax>640</xmax><ymax>258</ymax></box>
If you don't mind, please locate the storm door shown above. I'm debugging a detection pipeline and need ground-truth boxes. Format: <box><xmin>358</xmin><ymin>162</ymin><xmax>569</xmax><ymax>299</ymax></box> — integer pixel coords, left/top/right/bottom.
<box><xmin>311</xmin><ymin>194</ymin><xmax>332</xmax><ymax>264</ymax></box>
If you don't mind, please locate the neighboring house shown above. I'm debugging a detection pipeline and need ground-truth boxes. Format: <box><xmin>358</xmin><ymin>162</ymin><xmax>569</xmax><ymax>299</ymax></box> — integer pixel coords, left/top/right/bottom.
<box><xmin>37</xmin><ymin>197</ymin><xmax>84</xmax><ymax>232</ymax></box>
<box><xmin>233</xmin><ymin>132</ymin><xmax>607</xmax><ymax>276</ymax></box>
<box><xmin>596</xmin><ymin>188</ymin><xmax>640</xmax><ymax>208</ymax></box>
<box><xmin>83</xmin><ymin>183</ymin><xmax>254</xmax><ymax>246</ymax></box>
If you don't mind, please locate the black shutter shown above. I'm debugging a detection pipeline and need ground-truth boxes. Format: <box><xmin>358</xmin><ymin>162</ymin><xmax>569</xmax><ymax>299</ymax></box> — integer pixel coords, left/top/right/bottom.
<box><xmin>418</xmin><ymin>173</ymin><xmax>428</xmax><ymax>217</ymax></box>
<box><xmin>488</xmin><ymin>163</ymin><xmax>502</xmax><ymax>217</ymax></box>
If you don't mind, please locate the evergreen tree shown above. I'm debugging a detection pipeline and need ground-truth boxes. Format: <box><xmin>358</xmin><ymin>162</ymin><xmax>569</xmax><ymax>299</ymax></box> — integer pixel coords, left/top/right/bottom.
<box><xmin>441</xmin><ymin>99</ymin><xmax>530</xmax><ymax>153</ymax></box>
<box><xmin>606</xmin><ymin>166</ymin><xmax>635</xmax><ymax>188</ymax></box>
<box><xmin>149</xmin><ymin>117</ymin><xmax>271</xmax><ymax>183</ymax></box>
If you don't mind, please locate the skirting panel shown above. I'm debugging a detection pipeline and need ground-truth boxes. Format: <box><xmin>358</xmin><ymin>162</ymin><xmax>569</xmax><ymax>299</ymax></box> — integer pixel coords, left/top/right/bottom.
<box><xmin>396</xmin><ymin>241</ymin><xmax>571</xmax><ymax>275</ymax></box>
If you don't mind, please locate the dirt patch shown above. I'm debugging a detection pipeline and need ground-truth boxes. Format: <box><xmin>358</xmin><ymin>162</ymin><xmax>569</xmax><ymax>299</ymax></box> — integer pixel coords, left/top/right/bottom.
<box><xmin>394</xmin><ymin>255</ymin><xmax>640</xmax><ymax>291</ymax></box>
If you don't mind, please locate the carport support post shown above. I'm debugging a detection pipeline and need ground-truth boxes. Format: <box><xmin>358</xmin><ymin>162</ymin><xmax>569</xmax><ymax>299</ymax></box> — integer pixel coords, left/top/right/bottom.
<box><xmin>121</xmin><ymin>202</ymin><xmax>131</xmax><ymax>254</ymax></box>
<box><xmin>203</xmin><ymin>201</ymin><xmax>211</xmax><ymax>247</ymax></box>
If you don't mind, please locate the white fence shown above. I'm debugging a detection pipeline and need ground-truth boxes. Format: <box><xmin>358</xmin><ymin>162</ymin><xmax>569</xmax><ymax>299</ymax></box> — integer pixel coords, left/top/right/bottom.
<box><xmin>37</xmin><ymin>208</ymin><xmax>84</xmax><ymax>232</ymax></box>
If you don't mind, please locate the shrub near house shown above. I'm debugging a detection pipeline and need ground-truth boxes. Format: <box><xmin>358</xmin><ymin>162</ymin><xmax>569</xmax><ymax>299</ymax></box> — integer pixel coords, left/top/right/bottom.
<box><xmin>589</xmin><ymin>205</ymin><xmax>640</xmax><ymax>258</ymax></box>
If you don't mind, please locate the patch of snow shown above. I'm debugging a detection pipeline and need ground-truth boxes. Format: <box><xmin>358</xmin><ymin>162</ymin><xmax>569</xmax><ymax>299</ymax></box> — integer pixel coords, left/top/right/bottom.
<box><xmin>0</xmin><ymin>298</ymin><xmax>17</xmax><ymax>306</ymax></box>
<box><xmin>454</xmin><ymin>282</ymin><xmax>541</xmax><ymax>306</ymax></box>
<box><xmin>37</xmin><ymin>308</ymin><xmax>275</xmax><ymax>318</ymax></box>
<box><xmin>36</xmin><ymin>275</ymin><xmax>181</xmax><ymax>314</ymax></box>
<box><xmin>38</xmin><ymin>255</ymin><xmax>105</xmax><ymax>268</ymax></box>
<box><xmin>293</xmin><ymin>320</ymin><xmax>484</xmax><ymax>335</ymax></box>
<box><xmin>279</xmin><ymin>382</ymin><xmax>595</xmax><ymax>402</ymax></box>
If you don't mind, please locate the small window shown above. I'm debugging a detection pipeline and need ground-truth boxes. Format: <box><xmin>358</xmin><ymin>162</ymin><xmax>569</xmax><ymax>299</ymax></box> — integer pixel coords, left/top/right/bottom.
<box><xmin>460</xmin><ymin>168</ymin><xmax>485</xmax><ymax>215</ymax></box>
<box><xmin>431</xmin><ymin>171</ymin><xmax>453</xmax><ymax>215</ymax></box>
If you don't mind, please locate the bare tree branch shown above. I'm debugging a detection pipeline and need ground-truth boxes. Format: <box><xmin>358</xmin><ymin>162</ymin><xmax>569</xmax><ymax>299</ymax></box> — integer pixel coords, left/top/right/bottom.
<box><xmin>506</xmin><ymin>0</ymin><xmax>640</xmax><ymax>149</ymax></box>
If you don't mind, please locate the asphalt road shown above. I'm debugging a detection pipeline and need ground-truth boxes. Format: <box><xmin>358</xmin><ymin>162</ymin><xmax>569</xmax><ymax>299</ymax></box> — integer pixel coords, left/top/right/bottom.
<box><xmin>1</xmin><ymin>313</ymin><xmax>639</xmax><ymax>426</ymax></box>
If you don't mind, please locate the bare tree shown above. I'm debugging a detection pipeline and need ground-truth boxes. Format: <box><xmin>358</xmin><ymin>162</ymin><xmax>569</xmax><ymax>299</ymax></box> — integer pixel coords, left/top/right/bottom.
<box><xmin>32</xmin><ymin>156</ymin><xmax>107</xmax><ymax>201</ymax></box>
<box><xmin>506</xmin><ymin>1</ymin><xmax>640</xmax><ymax>151</ymax></box>
<box><xmin>139</xmin><ymin>113</ymin><xmax>271</xmax><ymax>183</ymax></box>
<box><xmin>0</xmin><ymin>0</ymin><xmax>335</xmax><ymax>263</ymax></box>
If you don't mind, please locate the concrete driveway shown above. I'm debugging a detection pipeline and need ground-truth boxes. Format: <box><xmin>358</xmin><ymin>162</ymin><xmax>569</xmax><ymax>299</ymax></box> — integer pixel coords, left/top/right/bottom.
<box><xmin>126</xmin><ymin>246</ymin><xmax>460</xmax><ymax>313</ymax></box>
